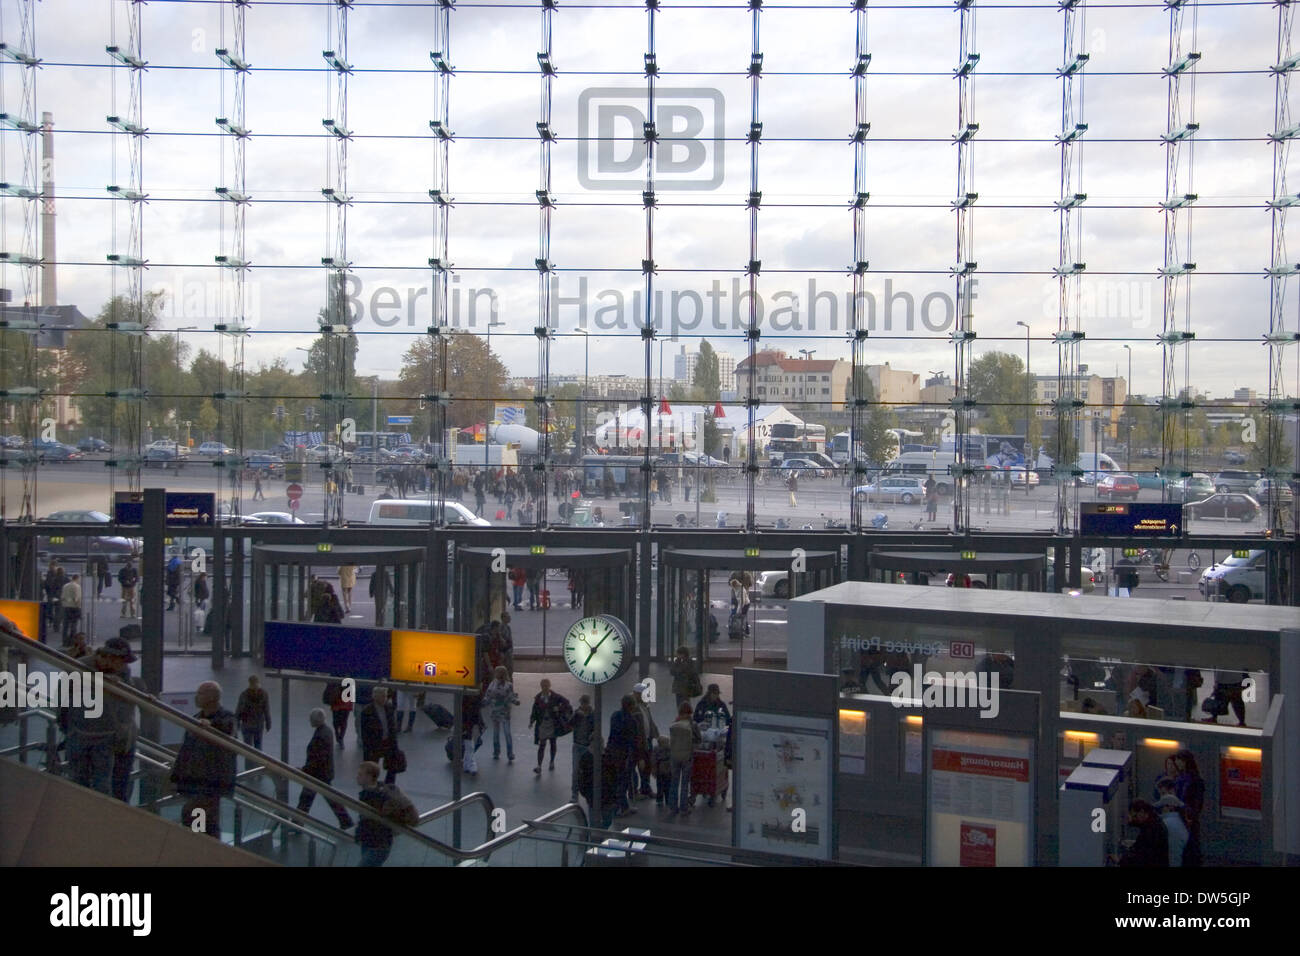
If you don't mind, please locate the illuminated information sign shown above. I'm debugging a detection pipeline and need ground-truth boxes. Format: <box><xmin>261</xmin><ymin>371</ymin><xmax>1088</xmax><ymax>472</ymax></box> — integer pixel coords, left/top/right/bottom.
<box><xmin>1079</xmin><ymin>502</ymin><xmax>1182</xmax><ymax>537</ymax></box>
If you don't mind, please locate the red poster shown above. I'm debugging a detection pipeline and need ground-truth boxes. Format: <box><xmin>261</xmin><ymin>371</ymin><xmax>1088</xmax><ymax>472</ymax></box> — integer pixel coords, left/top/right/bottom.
<box><xmin>932</xmin><ymin>748</ymin><xmax>1030</xmax><ymax>782</ymax></box>
<box><xmin>1220</xmin><ymin>755</ymin><xmax>1262</xmax><ymax>813</ymax></box>
<box><xmin>960</xmin><ymin>823</ymin><xmax>996</xmax><ymax>867</ymax></box>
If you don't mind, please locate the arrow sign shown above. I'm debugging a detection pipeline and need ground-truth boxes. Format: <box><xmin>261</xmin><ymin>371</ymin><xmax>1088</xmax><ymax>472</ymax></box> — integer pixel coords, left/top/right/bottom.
<box><xmin>390</xmin><ymin>629</ymin><xmax>479</xmax><ymax>688</ymax></box>
<box><xmin>457</xmin><ymin>665</ymin><xmax>470</xmax><ymax>678</ymax></box>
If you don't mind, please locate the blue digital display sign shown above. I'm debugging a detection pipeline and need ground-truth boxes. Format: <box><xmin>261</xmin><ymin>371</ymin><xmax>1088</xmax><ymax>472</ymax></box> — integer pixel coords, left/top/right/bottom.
<box><xmin>1080</xmin><ymin>502</ymin><xmax>1184</xmax><ymax>537</ymax></box>
<box><xmin>263</xmin><ymin>621</ymin><xmax>391</xmax><ymax>680</ymax></box>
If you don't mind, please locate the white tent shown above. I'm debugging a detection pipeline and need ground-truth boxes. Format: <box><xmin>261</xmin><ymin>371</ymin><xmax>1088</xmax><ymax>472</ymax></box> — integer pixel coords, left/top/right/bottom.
<box><xmin>592</xmin><ymin>403</ymin><xmax>803</xmax><ymax>457</ymax></box>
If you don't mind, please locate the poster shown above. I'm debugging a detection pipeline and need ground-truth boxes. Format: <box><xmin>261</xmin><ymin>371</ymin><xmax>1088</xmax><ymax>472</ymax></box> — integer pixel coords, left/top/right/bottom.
<box><xmin>838</xmin><ymin>709</ymin><xmax>867</xmax><ymax>775</ymax></box>
<box><xmin>736</xmin><ymin>711</ymin><xmax>834</xmax><ymax>861</ymax></box>
<box><xmin>1220</xmin><ymin>749</ymin><xmax>1262</xmax><ymax>819</ymax></box>
<box><xmin>927</xmin><ymin>729</ymin><xmax>1033</xmax><ymax>866</ymax></box>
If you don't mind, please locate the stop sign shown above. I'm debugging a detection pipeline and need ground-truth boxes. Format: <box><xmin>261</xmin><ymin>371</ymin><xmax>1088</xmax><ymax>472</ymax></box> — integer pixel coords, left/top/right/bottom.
<box><xmin>286</xmin><ymin>483</ymin><xmax>304</xmax><ymax>502</ymax></box>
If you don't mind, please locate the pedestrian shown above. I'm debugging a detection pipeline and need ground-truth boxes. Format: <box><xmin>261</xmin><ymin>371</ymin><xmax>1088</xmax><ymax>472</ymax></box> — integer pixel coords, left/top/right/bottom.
<box><xmin>253</xmin><ymin>472</ymin><xmax>265</xmax><ymax>500</ymax></box>
<box><xmin>92</xmin><ymin>555</ymin><xmax>110</xmax><ymax>601</ymax></box>
<box><xmin>670</xmin><ymin>645</ymin><xmax>702</xmax><ymax>709</ymax></box>
<box><xmin>394</xmin><ymin>687</ymin><xmax>417</xmax><ymax>733</ymax></box>
<box><xmin>607</xmin><ymin>694</ymin><xmax>640</xmax><ymax>816</ymax></box>
<box><xmin>324</xmin><ymin>679</ymin><xmax>353</xmax><ymax>748</ymax></box>
<box><xmin>576</xmin><ymin>747</ymin><xmax>621</xmax><ymax>830</ymax></box>
<box><xmin>338</xmin><ymin>563</ymin><xmax>357</xmax><ymax>614</ymax></box>
<box><xmin>570</xmin><ymin>694</ymin><xmax>597</xmax><ymax>802</ymax></box>
<box><xmin>170</xmin><ymin>681</ymin><xmax>237</xmax><ymax>838</ymax></box>
<box><xmin>631</xmin><ymin>683</ymin><xmax>659</xmax><ymax>799</ymax></box>
<box><xmin>165</xmin><ymin>556</ymin><xmax>182</xmax><ymax>611</ymax></box>
<box><xmin>60</xmin><ymin>573</ymin><xmax>82</xmax><ymax>645</ymax></box>
<box><xmin>509</xmin><ymin>566</ymin><xmax>526</xmax><ymax>610</ymax></box>
<box><xmin>483</xmin><ymin>666</ymin><xmax>519</xmax><ymax>762</ymax></box>
<box><xmin>314</xmin><ymin>582</ymin><xmax>345</xmax><ymax>624</ymax></box>
<box><xmin>684</xmin><ymin>473</ymin><xmax>693</xmax><ymax>502</ymax></box>
<box><xmin>235</xmin><ymin>675</ymin><xmax>272</xmax><ymax>750</ymax></box>
<box><xmin>193</xmin><ymin>571</ymin><xmax>210</xmax><ymax>611</ymax></box>
<box><xmin>369</xmin><ymin>567</ymin><xmax>391</xmax><ymax>620</ymax></box>
<box><xmin>1172</xmin><ymin>750</ymin><xmax>1205</xmax><ymax>865</ymax></box>
<box><xmin>118</xmin><ymin>558</ymin><xmax>139</xmax><ymax>619</ymax></box>
<box><xmin>653</xmin><ymin>735</ymin><xmax>673</xmax><ymax>806</ymax></box>
<box><xmin>1154</xmin><ymin>779</ymin><xmax>1190</xmax><ymax>867</ymax></box>
<box><xmin>526</xmin><ymin>568</ymin><xmax>541</xmax><ymax>610</ymax></box>
<box><xmin>355</xmin><ymin>761</ymin><xmax>394</xmax><ymax>867</ymax></box>
<box><xmin>668</xmin><ymin>701</ymin><xmax>701</xmax><ymax>817</ymax></box>
<box><xmin>65</xmin><ymin>637</ymin><xmax>146</xmax><ymax>800</ymax></box>
<box><xmin>359</xmin><ymin>686</ymin><xmax>401</xmax><ymax>784</ymax></box>
<box><xmin>296</xmin><ymin>708</ymin><xmax>353</xmax><ymax>830</ymax></box>
<box><xmin>43</xmin><ymin>562</ymin><xmax>66</xmax><ymax>632</ymax></box>
<box><xmin>498</xmin><ymin>611</ymin><xmax>515</xmax><ymax>674</ymax></box>
<box><xmin>1115</xmin><ymin>800</ymin><xmax>1169</xmax><ymax>867</ymax></box>
<box><xmin>693</xmin><ymin>683</ymin><xmax>732</xmax><ymax>728</ymax></box>
<box><xmin>568</xmin><ymin>569</ymin><xmax>582</xmax><ymax>609</ymax></box>
<box><xmin>787</xmin><ymin>471</ymin><xmax>798</xmax><ymax>508</ymax></box>
<box><xmin>529</xmin><ymin>678</ymin><xmax>570</xmax><ymax>774</ymax></box>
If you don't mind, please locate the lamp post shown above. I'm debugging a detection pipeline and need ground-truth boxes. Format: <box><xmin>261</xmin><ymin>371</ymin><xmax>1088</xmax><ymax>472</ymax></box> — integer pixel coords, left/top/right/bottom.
<box><xmin>574</xmin><ymin>328</ymin><xmax>589</xmax><ymax>457</ymax></box>
<box><xmin>1015</xmin><ymin>321</ymin><xmax>1030</xmax><ymax>495</ymax></box>
<box><xmin>1122</xmin><ymin>344</ymin><xmax>1132</xmax><ymax>473</ymax></box>
<box><xmin>798</xmin><ymin>349</ymin><xmax>816</xmax><ymax>441</ymax></box>
<box><xmin>176</xmin><ymin>326</ymin><xmax>196</xmax><ymax>443</ymax></box>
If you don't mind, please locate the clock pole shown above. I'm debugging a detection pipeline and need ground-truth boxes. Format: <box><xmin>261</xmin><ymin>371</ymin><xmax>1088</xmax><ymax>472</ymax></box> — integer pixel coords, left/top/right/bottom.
<box><xmin>592</xmin><ymin>682</ymin><xmax>603</xmax><ymax>834</ymax></box>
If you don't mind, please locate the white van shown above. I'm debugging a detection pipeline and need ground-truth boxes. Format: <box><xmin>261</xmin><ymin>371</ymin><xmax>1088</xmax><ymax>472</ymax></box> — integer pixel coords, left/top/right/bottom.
<box><xmin>1075</xmin><ymin>452</ymin><xmax>1119</xmax><ymax>485</ymax></box>
<box><xmin>880</xmin><ymin>451</ymin><xmax>959</xmax><ymax>494</ymax></box>
<box><xmin>367</xmin><ymin>498</ymin><xmax>491</xmax><ymax>527</ymax></box>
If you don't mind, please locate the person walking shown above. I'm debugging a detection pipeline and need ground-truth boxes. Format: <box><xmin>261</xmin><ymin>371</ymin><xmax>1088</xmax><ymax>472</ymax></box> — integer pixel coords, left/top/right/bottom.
<box><xmin>631</xmin><ymin>683</ymin><xmax>659</xmax><ymax>799</ymax></box>
<box><xmin>92</xmin><ymin>555</ymin><xmax>111</xmax><ymax>602</ymax></box>
<box><xmin>355</xmin><ymin>762</ymin><xmax>394</xmax><ymax>867</ymax></box>
<box><xmin>324</xmin><ymin>679</ymin><xmax>353</xmax><ymax>748</ymax></box>
<box><xmin>252</xmin><ymin>472</ymin><xmax>265</xmax><ymax>501</ymax></box>
<box><xmin>786</xmin><ymin>471</ymin><xmax>798</xmax><ymax>508</ymax></box>
<box><xmin>605</xmin><ymin>694</ymin><xmax>640</xmax><ymax>815</ymax></box>
<box><xmin>338</xmin><ymin>563</ymin><xmax>357</xmax><ymax>614</ymax></box>
<box><xmin>670</xmin><ymin>646</ymin><xmax>702</xmax><ymax>709</ymax></box>
<box><xmin>296</xmin><ymin>709</ymin><xmax>353</xmax><ymax>830</ymax></box>
<box><xmin>359</xmin><ymin>687</ymin><xmax>401</xmax><ymax>784</ymax></box>
<box><xmin>668</xmin><ymin>701</ymin><xmax>701</xmax><ymax>817</ymax></box>
<box><xmin>193</xmin><ymin>571</ymin><xmax>210</xmax><ymax>612</ymax></box>
<box><xmin>171</xmin><ymin>681</ymin><xmax>237</xmax><ymax>838</ymax></box>
<box><xmin>509</xmin><ymin>566</ymin><xmax>526</xmax><ymax>610</ymax></box>
<box><xmin>235</xmin><ymin>675</ymin><xmax>272</xmax><ymax>750</ymax></box>
<box><xmin>528</xmin><ymin>679</ymin><xmax>569</xmax><ymax>774</ymax></box>
<box><xmin>43</xmin><ymin>563</ymin><xmax>66</xmax><ymax>632</ymax></box>
<box><xmin>60</xmin><ymin>573</ymin><xmax>82</xmax><ymax>645</ymax></box>
<box><xmin>483</xmin><ymin>666</ymin><xmax>518</xmax><ymax>762</ymax></box>
<box><xmin>165</xmin><ymin>556</ymin><xmax>182</xmax><ymax>611</ymax></box>
<box><xmin>118</xmin><ymin>558</ymin><xmax>139</xmax><ymax>618</ymax></box>
<box><xmin>570</xmin><ymin>694</ymin><xmax>598</xmax><ymax>802</ymax></box>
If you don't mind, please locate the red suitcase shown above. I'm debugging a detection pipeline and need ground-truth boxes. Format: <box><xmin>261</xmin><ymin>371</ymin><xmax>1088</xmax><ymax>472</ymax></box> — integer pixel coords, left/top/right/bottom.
<box><xmin>691</xmin><ymin>749</ymin><xmax>724</xmax><ymax>801</ymax></box>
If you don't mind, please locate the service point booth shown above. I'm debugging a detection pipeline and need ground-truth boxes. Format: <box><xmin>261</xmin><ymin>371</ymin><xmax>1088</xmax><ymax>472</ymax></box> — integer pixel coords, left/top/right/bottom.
<box><xmin>783</xmin><ymin>581</ymin><xmax>1298</xmax><ymax>866</ymax></box>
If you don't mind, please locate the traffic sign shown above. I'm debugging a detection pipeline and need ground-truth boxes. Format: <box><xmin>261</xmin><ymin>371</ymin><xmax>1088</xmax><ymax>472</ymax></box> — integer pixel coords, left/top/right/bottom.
<box><xmin>390</xmin><ymin>629</ymin><xmax>479</xmax><ymax>688</ymax></box>
<box><xmin>387</xmin><ymin>415</ymin><xmax>413</xmax><ymax>425</ymax></box>
<box><xmin>286</xmin><ymin>483</ymin><xmax>304</xmax><ymax>502</ymax></box>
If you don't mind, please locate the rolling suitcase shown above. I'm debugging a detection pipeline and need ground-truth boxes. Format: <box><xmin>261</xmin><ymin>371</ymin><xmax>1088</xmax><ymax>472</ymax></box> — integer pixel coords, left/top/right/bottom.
<box><xmin>422</xmin><ymin>702</ymin><xmax>454</xmax><ymax>729</ymax></box>
<box><xmin>691</xmin><ymin>749</ymin><xmax>724</xmax><ymax>805</ymax></box>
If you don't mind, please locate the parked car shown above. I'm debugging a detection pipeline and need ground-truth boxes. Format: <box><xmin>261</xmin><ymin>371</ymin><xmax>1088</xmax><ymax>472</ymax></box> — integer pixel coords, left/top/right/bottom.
<box><xmin>1006</xmin><ymin>467</ymin><xmax>1040</xmax><ymax>487</ymax></box>
<box><xmin>76</xmin><ymin>437</ymin><xmax>112</xmax><ymax>453</ymax></box>
<box><xmin>144</xmin><ymin>447</ymin><xmax>184</xmax><ymax>467</ymax></box>
<box><xmin>1</xmin><ymin>435</ymin><xmax>23</xmax><ymax>449</ymax></box>
<box><xmin>242</xmin><ymin>511</ymin><xmax>306</xmax><ymax>525</ymax></box>
<box><xmin>1213</xmin><ymin>470</ymin><xmax>1260</xmax><ymax>494</ymax></box>
<box><xmin>780</xmin><ymin>458</ymin><xmax>828</xmax><ymax>480</ymax></box>
<box><xmin>1046</xmin><ymin>552</ymin><xmax>1097</xmax><ymax>593</ymax></box>
<box><xmin>1096</xmin><ymin>473</ymin><xmax>1140</xmax><ymax>501</ymax></box>
<box><xmin>757</xmin><ymin>569</ymin><xmax>791</xmax><ymax>599</ymax></box>
<box><xmin>367</xmin><ymin>498</ymin><xmax>490</xmax><ymax>527</ymax></box>
<box><xmin>37</xmin><ymin>510</ymin><xmax>141</xmax><ymax>557</ymax></box>
<box><xmin>245</xmin><ymin>453</ymin><xmax>284</xmax><ymax>478</ymax></box>
<box><xmin>1223</xmin><ymin>450</ymin><xmax>1247</xmax><ymax>465</ymax></box>
<box><xmin>1165</xmin><ymin>474</ymin><xmax>1214</xmax><ymax>504</ymax></box>
<box><xmin>35</xmin><ymin>442</ymin><xmax>83</xmax><ymax>462</ymax></box>
<box><xmin>853</xmin><ymin>476</ymin><xmax>926</xmax><ymax>505</ymax></box>
<box><xmin>146</xmin><ymin>439</ymin><xmax>189</xmax><ymax>457</ymax></box>
<box><xmin>1249</xmin><ymin>477</ymin><xmax>1294</xmax><ymax>503</ymax></box>
<box><xmin>197</xmin><ymin>441</ymin><xmax>233</xmax><ymax>457</ymax></box>
<box><xmin>1183</xmin><ymin>493</ymin><xmax>1259</xmax><ymax>523</ymax></box>
<box><xmin>306</xmin><ymin>443</ymin><xmax>345</xmax><ymax>462</ymax></box>
<box><xmin>1199</xmin><ymin>549</ymin><xmax>1266</xmax><ymax>603</ymax></box>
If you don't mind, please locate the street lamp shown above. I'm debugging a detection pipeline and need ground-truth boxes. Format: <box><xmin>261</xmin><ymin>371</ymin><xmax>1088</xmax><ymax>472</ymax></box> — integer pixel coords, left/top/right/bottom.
<box><xmin>574</xmin><ymin>328</ymin><xmax>589</xmax><ymax>457</ymax></box>
<box><xmin>176</xmin><ymin>326</ymin><xmax>196</xmax><ymax>443</ymax></box>
<box><xmin>1122</xmin><ymin>344</ymin><xmax>1132</xmax><ymax>472</ymax></box>
<box><xmin>1016</xmin><ymin>322</ymin><xmax>1030</xmax><ymax>495</ymax></box>
<box><xmin>798</xmin><ymin>349</ymin><xmax>816</xmax><ymax>437</ymax></box>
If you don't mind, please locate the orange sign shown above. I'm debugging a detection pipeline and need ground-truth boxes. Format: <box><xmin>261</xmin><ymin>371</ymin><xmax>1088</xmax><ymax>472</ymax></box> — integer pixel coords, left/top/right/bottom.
<box><xmin>0</xmin><ymin>599</ymin><xmax>41</xmax><ymax>643</ymax></box>
<box><xmin>390</xmin><ymin>629</ymin><xmax>479</xmax><ymax>688</ymax></box>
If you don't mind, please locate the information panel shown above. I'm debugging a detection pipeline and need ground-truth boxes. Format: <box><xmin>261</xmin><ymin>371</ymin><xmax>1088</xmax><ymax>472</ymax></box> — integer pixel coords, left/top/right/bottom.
<box><xmin>1079</xmin><ymin>502</ymin><xmax>1183</xmax><ymax>537</ymax></box>
<box><xmin>926</xmin><ymin>728</ymin><xmax>1033</xmax><ymax>867</ymax></box>
<box><xmin>390</xmin><ymin>629</ymin><xmax>479</xmax><ymax>688</ymax></box>
<box><xmin>736</xmin><ymin>710</ymin><xmax>834</xmax><ymax>861</ymax></box>
<box><xmin>0</xmin><ymin>599</ymin><xmax>41</xmax><ymax>643</ymax></box>
<box><xmin>263</xmin><ymin>621</ymin><xmax>390</xmax><ymax>680</ymax></box>
<box><xmin>113</xmin><ymin>491</ymin><xmax>217</xmax><ymax>527</ymax></box>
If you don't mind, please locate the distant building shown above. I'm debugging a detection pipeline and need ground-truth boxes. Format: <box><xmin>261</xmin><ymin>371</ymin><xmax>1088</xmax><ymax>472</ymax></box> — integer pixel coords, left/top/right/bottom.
<box><xmin>735</xmin><ymin>350</ymin><xmax>850</xmax><ymax>413</ymax></box>
<box><xmin>0</xmin><ymin>302</ymin><xmax>92</xmax><ymax>427</ymax></box>
<box><xmin>673</xmin><ymin>345</ymin><xmax>736</xmax><ymax>393</ymax></box>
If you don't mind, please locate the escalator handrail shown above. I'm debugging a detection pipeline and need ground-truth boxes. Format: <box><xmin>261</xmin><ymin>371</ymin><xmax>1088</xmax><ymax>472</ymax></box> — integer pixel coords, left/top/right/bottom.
<box><xmin>1</xmin><ymin>632</ymin><xmax>496</xmax><ymax>859</ymax></box>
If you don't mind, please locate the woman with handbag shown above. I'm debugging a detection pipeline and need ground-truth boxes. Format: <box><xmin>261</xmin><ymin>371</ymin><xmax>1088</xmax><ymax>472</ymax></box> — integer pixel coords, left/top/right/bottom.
<box><xmin>529</xmin><ymin>679</ymin><xmax>568</xmax><ymax>774</ymax></box>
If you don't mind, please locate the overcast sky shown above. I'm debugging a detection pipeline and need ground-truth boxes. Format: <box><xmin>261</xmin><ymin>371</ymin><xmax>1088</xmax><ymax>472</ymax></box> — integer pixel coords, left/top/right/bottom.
<box><xmin>3</xmin><ymin>0</ymin><xmax>1297</xmax><ymax>405</ymax></box>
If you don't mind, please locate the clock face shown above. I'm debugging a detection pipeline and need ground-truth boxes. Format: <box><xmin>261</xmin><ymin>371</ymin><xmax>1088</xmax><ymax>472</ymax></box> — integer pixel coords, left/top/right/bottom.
<box><xmin>563</xmin><ymin>615</ymin><xmax>631</xmax><ymax>685</ymax></box>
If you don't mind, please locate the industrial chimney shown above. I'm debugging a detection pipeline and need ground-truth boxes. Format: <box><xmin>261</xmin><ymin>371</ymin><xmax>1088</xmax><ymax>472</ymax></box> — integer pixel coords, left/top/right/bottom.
<box><xmin>40</xmin><ymin>111</ymin><xmax>55</xmax><ymax>308</ymax></box>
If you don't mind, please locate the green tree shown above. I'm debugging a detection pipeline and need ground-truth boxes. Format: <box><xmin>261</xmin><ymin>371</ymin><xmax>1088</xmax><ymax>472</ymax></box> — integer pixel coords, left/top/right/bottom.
<box><xmin>1250</xmin><ymin>414</ymin><xmax>1296</xmax><ymax>474</ymax></box>
<box><xmin>63</xmin><ymin>292</ymin><xmax>168</xmax><ymax>434</ymax></box>
<box><xmin>692</xmin><ymin>340</ymin><xmax>721</xmax><ymax>402</ymax></box>
<box><xmin>396</xmin><ymin>332</ymin><xmax>507</xmax><ymax>436</ymax></box>
<box><xmin>846</xmin><ymin>368</ymin><xmax>897</xmax><ymax>466</ymax></box>
<box><xmin>968</xmin><ymin>351</ymin><xmax>1033</xmax><ymax>437</ymax></box>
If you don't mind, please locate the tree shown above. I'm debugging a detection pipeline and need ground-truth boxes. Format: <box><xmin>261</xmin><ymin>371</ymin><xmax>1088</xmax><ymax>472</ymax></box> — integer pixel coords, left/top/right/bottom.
<box><xmin>845</xmin><ymin>369</ymin><xmax>897</xmax><ymax>466</ymax></box>
<box><xmin>968</xmin><ymin>351</ymin><xmax>1033</xmax><ymax>437</ymax></box>
<box><xmin>396</xmin><ymin>332</ymin><xmax>508</xmax><ymax>437</ymax></box>
<box><xmin>692</xmin><ymin>340</ymin><xmax>721</xmax><ymax>402</ymax></box>
<box><xmin>1250</xmin><ymin>414</ymin><xmax>1296</xmax><ymax>474</ymax></box>
<box><xmin>64</xmin><ymin>292</ymin><xmax>168</xmax><ymax>434</ymax></box>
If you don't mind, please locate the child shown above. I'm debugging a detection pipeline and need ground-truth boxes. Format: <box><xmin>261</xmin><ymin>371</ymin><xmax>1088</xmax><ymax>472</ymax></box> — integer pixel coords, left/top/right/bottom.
<box><xmin>654</xmin><ymin>735</ymin><xmax>673</xmax><ymax>806</ymax></box>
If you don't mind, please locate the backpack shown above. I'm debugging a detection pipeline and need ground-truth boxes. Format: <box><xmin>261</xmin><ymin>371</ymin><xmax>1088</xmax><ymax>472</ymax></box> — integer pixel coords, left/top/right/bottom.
<box><xmin>379</xmin><ymin>784</ymin><xmax>419</xmax><ymax>827</ymax></box>
<box><xmin>554</xmin><ymin>695</ymin><xmax>575</xmax><ymax>737</ymax></box>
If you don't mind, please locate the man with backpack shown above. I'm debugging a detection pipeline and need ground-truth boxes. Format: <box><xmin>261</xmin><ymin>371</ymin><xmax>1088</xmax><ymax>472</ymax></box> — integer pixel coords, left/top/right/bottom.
<box><xmin>118</xmin><ymin>558</ymin><xmax>139</xmax><ymax>618</ymax></box>
<box><xmin>355</xmin><ymin>761</ymin><xmax>418</xmax><ymax>867</ymax></box>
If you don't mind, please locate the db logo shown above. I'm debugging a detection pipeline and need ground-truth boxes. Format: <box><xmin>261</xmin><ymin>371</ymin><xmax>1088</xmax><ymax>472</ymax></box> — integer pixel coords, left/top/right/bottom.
<box><xmin>950</xmin><ymin>641</ymin><xmax>975</xmax><ymax>660</ymax></box>
<box><xmin>421</xmin><ymin>662</ymin><xmax>438</xmax><ymax>677</ymax></box>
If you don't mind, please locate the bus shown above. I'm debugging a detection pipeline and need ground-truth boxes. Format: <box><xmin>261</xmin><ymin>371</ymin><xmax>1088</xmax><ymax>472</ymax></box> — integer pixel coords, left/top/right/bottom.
<box><xmin>768</xmin><ymin>422</ymin><xmax>826</xmax><ymax>458</ymax></box>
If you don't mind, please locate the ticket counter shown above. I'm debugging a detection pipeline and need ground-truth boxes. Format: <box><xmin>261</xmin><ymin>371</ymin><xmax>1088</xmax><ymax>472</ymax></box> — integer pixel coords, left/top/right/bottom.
<box><xmin>788</xmin><ymin>582</ymin><xmax>1298</xmax><ymax>865</ymax></box>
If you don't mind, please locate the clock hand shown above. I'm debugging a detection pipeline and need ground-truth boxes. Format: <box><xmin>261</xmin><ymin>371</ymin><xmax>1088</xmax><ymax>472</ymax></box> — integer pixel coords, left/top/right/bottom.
<box><xmin>583</xmin><ymin>634</ymin><xmax>609</xmax><ymax>666</ymax></box>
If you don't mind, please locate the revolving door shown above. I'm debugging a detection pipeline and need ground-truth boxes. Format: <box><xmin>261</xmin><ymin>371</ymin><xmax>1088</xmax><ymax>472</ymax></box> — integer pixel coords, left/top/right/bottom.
<box><xmin>453</xmin><ymin>546</ymin><xmax>635</xmax><ymax>660</ymax></box>
<box><xmin>250</xmin><ymin>544</ymin><xmax>426</xmax><ymax>657</ymax></box>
